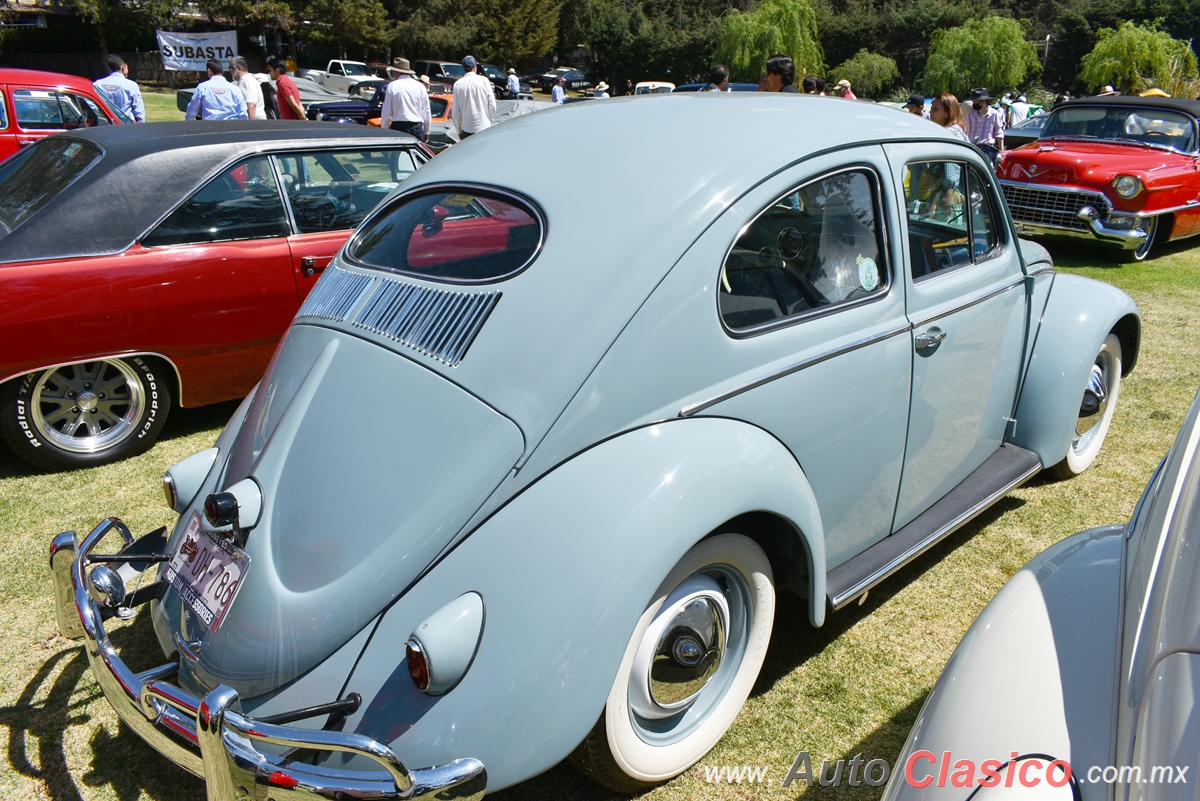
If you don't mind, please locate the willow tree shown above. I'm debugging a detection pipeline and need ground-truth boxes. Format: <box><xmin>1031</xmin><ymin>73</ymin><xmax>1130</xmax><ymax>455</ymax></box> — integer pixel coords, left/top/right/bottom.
<box><xmin>831</xmin><ymin>49</ymin><xmax>898</xmax><ymax>96</ymax></box>
<box><xmin>1080</xmin><ymin>21</ymin><xmax>1198</xmax><ymax>96</ymax></box>
<box><xmin>922</xmin><ymin>16</ymin><xmax>1040</xmax><ymax>96</ymax></box>
<box><xmin>715</xmin><ymin>0</ymin><xmax>823</xmax><ymax>82</ymax></box>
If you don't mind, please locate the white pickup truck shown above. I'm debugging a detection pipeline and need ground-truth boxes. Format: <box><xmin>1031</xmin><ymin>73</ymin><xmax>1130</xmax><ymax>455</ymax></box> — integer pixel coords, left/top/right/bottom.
<box><xmin>300</xmin><ymin>60</ymin><xmax>386</xmax><ymax>96</ymax></box>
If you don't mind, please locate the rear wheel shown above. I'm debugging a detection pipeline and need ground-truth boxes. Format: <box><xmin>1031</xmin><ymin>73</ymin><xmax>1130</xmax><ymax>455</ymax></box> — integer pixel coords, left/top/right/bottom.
<box><xmin>1052</xmin><ymin>333</ymin><xmax>1121</xmax><ymax>478</ymax></box>
<box><xmin>572</xmin><ymin>533</ymin><xmax>775</xmax><ymax>792</ymax></box>
<box><xmin>0</xmin><ymin>357</ymin><xmax>170</xmax><ymax>471</ymax></box>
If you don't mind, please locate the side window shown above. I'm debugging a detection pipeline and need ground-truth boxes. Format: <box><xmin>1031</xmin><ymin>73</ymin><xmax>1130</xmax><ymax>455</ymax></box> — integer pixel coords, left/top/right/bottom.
<box><xmin>278</xmin><ymin>149</ymin><xmax>416</xmax><ymax>234</ymax></box>
<box><xmin>905</xmin><ymin>161</ymin><xmax>1003</xmax><ymax>280</ymax></box>
<box><xmin>75</xmin><ymin>95</ymin><xmax>113</xmax><ymax>126</ymax></box>
<box><xmin>719</xmin><ymin>168</ymin><xmax>887</xmax><ymax>332</ymax></box>
<box><xmin>15</xmin><ymin>89</ymin><xmax>65</xmax><ymax>129</ymax></box>
<box><xmin>0</xmin><ymin>93</ymin><xmax>8</xmax><ymax>130</ymax></box>
<box><xmin>143</xmin><ymin>156</ymin><xmax>289</xmax><ymax>247</ymax></box>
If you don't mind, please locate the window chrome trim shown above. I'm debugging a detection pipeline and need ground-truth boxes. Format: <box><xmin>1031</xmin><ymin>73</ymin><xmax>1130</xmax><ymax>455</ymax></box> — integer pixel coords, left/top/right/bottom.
<box><xmin>679</xmin><ymin>321</ymin><xmax>912</xmax><ymax>417</ymax></box>
<box><xmin>718</xmin><ymin>163</ymin><xmax>893</xmax><ymax>339</ymax></box>
<box><xmin>343</xmin><ymin>181</ymin><xmax>547</xmax><ymax>286</ymax></box>
<box><xmin>907</xmin><ymin>274</ymin><xmax>1027</xmax><ymax>329</ymax></box>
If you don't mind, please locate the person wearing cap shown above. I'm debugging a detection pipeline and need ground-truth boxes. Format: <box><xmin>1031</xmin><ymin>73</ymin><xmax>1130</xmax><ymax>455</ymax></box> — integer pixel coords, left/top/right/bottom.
<box><xmin>902</xmin><ymin>92</ymin><xmax>926</xmax><ymax>117</ymax></box>
<box><xmin>701</xmin><ymin>64</ymin><xmax>729</xmax><ymax>92</ymax></box>
<box><xmin>268</xmin><ymin>57</ymin><xmax>305</xmax><ymax>120</ymax></box>
<box><xmin>833</xmin><ymin>79</ymin><xmax>856</xmax><ymax>99</ymax></box>
<box><xmin>381</xmin><ymin>58</ymin><xmax>431</xmax><ymax>141</ymax></box>
<box><xmin>551</xmin><ymin>76</ymin><xmax>567</xmax><ymax>104</ymax></box>
<box><xmin>594</xmin><ymin>81</ymin><xmax>610</xmax><ymax>98</ymax></box>
<box><xmin>965</xmin><ymin>87</ymin><xmax>1004</xmax><ymax>149</ymax></box>
<box><xmin>506</xmin><ymin>68</ymin><xmax>520</xmax><ymax>98</ymax></box>
<box><xmin>187</xmin><ymin>58</ymin><xmax>248</xmax><ymax>120</ymax></box>
<box><xmin>451</xmin><ymin>55</ymin><xmax>496</xmax><ymax>137</ymax></box>
<box><xmin>1009</xmin><ymin>93</ymin><xmax>1030</xmax><ymax>126</ymax></box>
<box><xmin>94</xmin><ymin>54</ymin><xmax>145</xmax><ymax>122</ymax></box>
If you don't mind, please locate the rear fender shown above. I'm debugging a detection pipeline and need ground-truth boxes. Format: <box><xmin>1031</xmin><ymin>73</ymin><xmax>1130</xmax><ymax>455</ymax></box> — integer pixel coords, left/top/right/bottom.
<box><xmin>335</xmin><ymin>416</ymin><xmax>826</xmax><ymax>791</ymax></box>
<box><xmin>1011</xmin><ymin>274</ymin><xmax>1139</xmax><ymax>467</ymax></box>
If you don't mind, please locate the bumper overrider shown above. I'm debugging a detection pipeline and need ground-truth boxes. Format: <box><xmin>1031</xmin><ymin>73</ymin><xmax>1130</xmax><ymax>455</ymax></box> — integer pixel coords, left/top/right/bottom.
<box><xmin>49</xmin><ymin>517</ymin><xmax>487</xmax><ymax>801</ymax></box>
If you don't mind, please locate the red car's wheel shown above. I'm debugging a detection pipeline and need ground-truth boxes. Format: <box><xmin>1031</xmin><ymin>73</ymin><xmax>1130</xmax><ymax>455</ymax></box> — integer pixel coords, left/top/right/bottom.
<box><xmin>1122</xmin><ymin>215</ymin><xmax>1159</xmax><ymax>263</ymax></box>
<box><xmin>0</xmin><ymin>357</ymin><xmax>171</xmax><ymax>471</ymax></box>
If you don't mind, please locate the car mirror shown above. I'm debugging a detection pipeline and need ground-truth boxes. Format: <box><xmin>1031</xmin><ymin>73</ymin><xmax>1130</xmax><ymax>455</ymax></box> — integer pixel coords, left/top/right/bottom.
<box><xmin>424</xmin><ymin>204</ymin><xmax>450</xmax><ymax>234</ymax></box>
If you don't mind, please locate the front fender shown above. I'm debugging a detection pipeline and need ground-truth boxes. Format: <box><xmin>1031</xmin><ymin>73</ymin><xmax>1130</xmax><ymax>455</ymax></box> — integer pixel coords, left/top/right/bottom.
<box><xmin>882</xmin><ymin>525</ymin><xmax>1125</xmax><ymax>801</ymax></box>
<box><xmin>336</xmin><ymin>416</ymin><xmax>826</xmax><ymax>791</ymax></box>
<box><xmin>1012</xmin><ymin>273</ymin><xmax>1139</xmax><ymax>467</ymax></box>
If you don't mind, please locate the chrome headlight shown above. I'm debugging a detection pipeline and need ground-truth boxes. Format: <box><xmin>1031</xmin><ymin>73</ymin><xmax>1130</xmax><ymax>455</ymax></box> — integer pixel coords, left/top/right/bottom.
<box><xmin>1113</xmin><ymin>175</ymin><xmax>1144</xmax><ymax>198</ymax></box>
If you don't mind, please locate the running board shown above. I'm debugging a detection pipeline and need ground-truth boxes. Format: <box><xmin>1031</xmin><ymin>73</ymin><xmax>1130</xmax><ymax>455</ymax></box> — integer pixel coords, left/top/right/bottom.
<box><xmin>827</xmin><ymin>444</ymin><xmax>1042</xmax><ymax>611</ymax></box>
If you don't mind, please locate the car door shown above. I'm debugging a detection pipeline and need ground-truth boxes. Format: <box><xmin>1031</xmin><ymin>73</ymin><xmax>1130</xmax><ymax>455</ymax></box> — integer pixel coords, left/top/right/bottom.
<box><xmin>0</xmin><ymin>86</ymin><xmax>15</xmax><ymax>161</ymax></box>
<box><xmin>275</xmin><ymin>146</ymin><xmax>427</xmax><ymax>299</ymax></box>
<box><xmin>884</xmin><ymin>143</ymin><xmax>1028</xmax><ymax>530</ymax></box>
<box><xmin>681</xmin><ymin>147</ymin><xmax>912</xmax><ymax>565</ymax></box>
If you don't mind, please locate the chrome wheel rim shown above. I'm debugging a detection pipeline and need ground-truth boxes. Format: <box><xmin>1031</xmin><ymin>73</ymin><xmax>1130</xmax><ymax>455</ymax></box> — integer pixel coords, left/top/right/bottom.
<box><xmin>30</xmin><ymin>360</ymin><xmax>144</xmax><ymax>454</ymax></box>
<box><xmin>1072</xmin><ymin>349</ymin><xmax>1115</xmax><ymax>450</ymax></box>
<box><xmin>626</xmin><ymin>566</ymin><xmax>750</xmax><ymax>745</ymax></box>
<box><xmin>1133</xmin><ymin>217</ymin><xmax>1157</xmax><ymax>260</ymax></box>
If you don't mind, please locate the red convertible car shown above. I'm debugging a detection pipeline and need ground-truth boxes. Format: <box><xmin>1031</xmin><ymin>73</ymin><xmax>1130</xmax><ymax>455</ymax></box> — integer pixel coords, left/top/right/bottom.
<box><xmin>999</xmin><ymin>95</ymin><xmax>1200</xmax><ymax>262</ymax></box>
<box><xmin>0</xmin><ymin>121</ymin><xmax>430</xmax><ymax>470</ymax></box>
<box><xmin>0</xmin><ymin>67</ymin><xmax>127</xmax><ymax>162</ymax></box>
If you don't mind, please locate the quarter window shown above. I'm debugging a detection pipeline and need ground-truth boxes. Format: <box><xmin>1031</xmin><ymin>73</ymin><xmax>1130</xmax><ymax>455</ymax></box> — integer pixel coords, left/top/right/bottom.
<box><xmin>719</xmin><ymin>169</ymin><xmax>888</xmax><ymax>331</ymax></box>
<box><xmin>143</xmin><ymin>156</ymin><xmax>289</xmax><ymax>247</ymax></box>
<box><xmin>275</xmin><ymin>149</ymin><xmax>419</xmax><ymax>234</ymax></box>
<box><xmin>904</xmin><ymin>162</ymin><xmax>1002</xmax><ymax>280</ymax></box>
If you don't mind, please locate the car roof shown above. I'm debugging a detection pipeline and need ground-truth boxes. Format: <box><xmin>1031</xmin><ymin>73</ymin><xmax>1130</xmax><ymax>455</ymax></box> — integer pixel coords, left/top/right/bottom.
<box><xmin>1058</xmin><ymin>94</ymin><xmax>1200</xmax><ymax>117</ymax></box>
<box><xmin>0</xmin><ymin>67</ymin><xmax>97</xmax><ymax>92</ymax></box>
<box><xmin>0</xmin><ymin>121</ymin><xmax>419</xmax><ymax>264</ymax></box>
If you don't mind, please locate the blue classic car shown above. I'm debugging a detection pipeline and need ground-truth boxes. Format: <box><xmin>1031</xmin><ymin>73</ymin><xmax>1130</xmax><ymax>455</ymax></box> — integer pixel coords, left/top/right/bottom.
<box><xmin>52</xmin><ymin>94</ymin><xmax>1139</xmax><ymax>799</ymax></box>
<box><xmin>881</xmin><ymin>383</ymin><xmax>1200</xmax><ymax>801</ymax></box>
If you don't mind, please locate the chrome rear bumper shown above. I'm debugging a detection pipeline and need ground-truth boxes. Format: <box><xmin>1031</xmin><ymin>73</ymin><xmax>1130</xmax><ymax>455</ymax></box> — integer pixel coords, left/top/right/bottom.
<box><xmin>51</xmin><ymin>518</ymin><xmax>487</xmax><ymax>801</ymax></box>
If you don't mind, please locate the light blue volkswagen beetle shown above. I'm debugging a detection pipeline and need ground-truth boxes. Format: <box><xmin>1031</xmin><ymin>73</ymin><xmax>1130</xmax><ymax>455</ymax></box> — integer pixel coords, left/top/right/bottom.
<box><xmin>51</xmin><ymin>94</ymin><xmax>1139</xmax><ymax>800</ymax></box>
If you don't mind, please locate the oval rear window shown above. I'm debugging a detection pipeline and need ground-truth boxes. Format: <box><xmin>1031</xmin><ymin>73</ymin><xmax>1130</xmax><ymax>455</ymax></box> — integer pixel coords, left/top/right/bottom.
<box><xmin>347</xmin><ymin>187</ymin><xmax>543</xmax><ymax>283</ymax></box>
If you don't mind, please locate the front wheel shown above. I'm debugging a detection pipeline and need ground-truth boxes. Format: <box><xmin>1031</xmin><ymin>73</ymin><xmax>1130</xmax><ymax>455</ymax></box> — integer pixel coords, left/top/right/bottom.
<box><xmin>1121</xmin><ymin>215</ymin><xmax>1159</xmax><ymax>263</ymax></box>
<box><xmin>1052</xmin><ymin>333</ymin><xmax>1121</xmax><ymax>478</ymax></box>
<box><xmin>572</xmin><ymin>533</ymin><xmax>775</xmax><ymax>792</ymax></box>
<box><xmin>0</xmin><ymin>357</ymin><xmax>171</xmax><ymax>471</ymax></box>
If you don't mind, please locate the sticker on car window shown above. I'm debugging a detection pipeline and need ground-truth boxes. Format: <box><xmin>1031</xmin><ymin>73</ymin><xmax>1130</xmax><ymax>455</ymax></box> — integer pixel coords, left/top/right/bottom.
<box><xmin>858</xmin><ymin>255</ymin><xmax>879</xmax><ymax>291</ymax></box>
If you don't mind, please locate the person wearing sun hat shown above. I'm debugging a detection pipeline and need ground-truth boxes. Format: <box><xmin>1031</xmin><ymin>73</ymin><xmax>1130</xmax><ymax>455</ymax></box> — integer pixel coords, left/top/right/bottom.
<box><xmin>833</xmin><ymin>79</ymin><xmax>857</xmax><ymax>99</ymax></box>
<box><xmin>594</xmin><ymin>81</ymin><xmax>610</xmax><ymax>98</ymax></box>
<box><xmin>965</xmin><ymin>87</ymin><xmax>1004</xmax><ymax>150</ymax></box>
<box><xmin>380</xmin><ymin>57</ymin><xmax>430</xmax><ymax>141</ymax></box>
<box><xmin>506</xmin><ymin>68</ymin><xmax>520</xmax><ymax>98</ymax></box>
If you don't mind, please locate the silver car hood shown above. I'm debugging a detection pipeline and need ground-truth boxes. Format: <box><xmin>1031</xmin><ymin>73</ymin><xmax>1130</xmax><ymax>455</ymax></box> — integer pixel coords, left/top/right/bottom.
<box><xmin>155</xmin><ymin>323</ymin><xmax>523</xmax><ymax>696</ymax></box>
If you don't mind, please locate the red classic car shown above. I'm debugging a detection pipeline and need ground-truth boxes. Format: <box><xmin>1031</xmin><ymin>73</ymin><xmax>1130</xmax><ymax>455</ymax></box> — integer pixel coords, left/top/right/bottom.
<box><xmin>0</xmin><ymin>67</ymin><xmax>128</xmax><ymax>162</ymax></box>
<box><xmin>998</xmin><ymin>95</ymin><xmax>1200</xmax><ymax>262</ymax></box>
<box><xmin>0</xmin><ymin>121</ymin><xmax>430</xmax><ymax>470</ymax></box>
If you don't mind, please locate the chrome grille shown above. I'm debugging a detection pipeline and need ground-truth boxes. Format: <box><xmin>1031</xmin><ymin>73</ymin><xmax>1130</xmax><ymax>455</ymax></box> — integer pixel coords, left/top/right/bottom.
<box><xmin>296</xmin><ymin>265</ymin><xmax>500</xmax><ymax>367</ymax></box>
<box><xmin>1001</xmin><ymin>183</ymin><xmax>1109</xmax><ymax>232</ymax></box>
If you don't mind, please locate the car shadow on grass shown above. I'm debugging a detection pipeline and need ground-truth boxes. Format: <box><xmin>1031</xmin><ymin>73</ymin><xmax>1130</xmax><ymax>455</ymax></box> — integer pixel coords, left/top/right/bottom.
<box><xmin>1040</xmin><ymin>236</ymin><xmax>1193</xmax><ymax>269</ymax></box>
<box><xmin>4</xmin><ymin>612</ymin><xmax>204</xmax><ymax>800</ymax></box>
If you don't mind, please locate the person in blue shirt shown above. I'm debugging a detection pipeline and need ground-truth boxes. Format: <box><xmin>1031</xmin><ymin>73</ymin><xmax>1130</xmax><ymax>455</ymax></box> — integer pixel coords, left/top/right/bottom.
<box><xmin>93</xmin><ymin>55</ymin><xmax>145</xmax><ymax>123</ymax></box>
<box><xmin>551</xmin><ymin>76</ymin><xmax>566</xmax><ymax>104</ymax></box>
<box><xmin>506</xmin><ymin>68</ymin><xmax>520</xmax><ymax>99</ymax></box>
<box><xmin>186</xmin><ymin>59</ymin><xmax>249</xmax><ymax>120</ymax></box>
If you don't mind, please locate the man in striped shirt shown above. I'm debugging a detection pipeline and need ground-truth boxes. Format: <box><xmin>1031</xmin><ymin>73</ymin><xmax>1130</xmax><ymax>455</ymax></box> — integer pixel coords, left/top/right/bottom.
<box><xmin>965</xmin><ymin>87</ymin><xmax>1005</xmax><ymax>150</ymax></box>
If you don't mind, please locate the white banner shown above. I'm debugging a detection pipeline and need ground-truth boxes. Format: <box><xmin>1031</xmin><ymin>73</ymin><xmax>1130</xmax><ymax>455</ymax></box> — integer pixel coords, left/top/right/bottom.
<box><xmin>156</xmin><ymin>30</ymin><xmax>238</xmax><ymax>71</ymax></box>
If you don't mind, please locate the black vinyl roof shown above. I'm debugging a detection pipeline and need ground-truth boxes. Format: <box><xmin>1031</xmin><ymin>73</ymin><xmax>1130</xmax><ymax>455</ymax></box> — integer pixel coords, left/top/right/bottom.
<box><xmin>1060</xmin><ymin>94</ymin><xmax>1200</xmax><ymax>117</ymax></box>
<box><xmin>0</xmin><ymin>121</ymin><xmax>420</xmax><ymax>264</ymax></box>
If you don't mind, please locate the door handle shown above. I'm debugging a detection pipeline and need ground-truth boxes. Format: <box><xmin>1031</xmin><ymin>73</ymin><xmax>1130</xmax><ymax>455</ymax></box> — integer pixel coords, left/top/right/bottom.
<box><xmin>915</xmin><ymin>330</ymin><xmax>946</xmax><ymax>351</ymax></box>
<box><xmin>301</xmin><ymin>256</ymin><xmax>328</xmax><ymax>277</ymax></box>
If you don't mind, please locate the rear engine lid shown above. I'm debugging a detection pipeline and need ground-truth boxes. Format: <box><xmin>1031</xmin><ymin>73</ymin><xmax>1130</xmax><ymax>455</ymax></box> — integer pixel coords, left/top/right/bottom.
<box><xmin>172</xmin><ymin>323</ymin><xmax>523</xmax><ymax>695</ymax></box>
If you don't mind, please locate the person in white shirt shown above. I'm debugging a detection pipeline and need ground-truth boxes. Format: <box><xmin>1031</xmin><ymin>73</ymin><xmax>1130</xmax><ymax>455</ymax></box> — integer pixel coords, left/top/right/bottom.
<box><xmin>594</xmin><ymin>81</ymin><xmax>610</xmax><ymax>98</ymax></box>
<box><xmin>451</xmin><ymin>55</ymin><xmax>496</xmax><ymax>138</ymax></box>
<box><xmin>1009</xmin><ymin>94</ymin><xmax>1030</xmax><ymax>127</ymax></box>
<box><xmin>506</xmin><ymin>68</ymin><xmax>520</xmax><ymax>98</ymax></box>
<box><xmin>381</xmin><ymin>58</ymin><xmax>431</xmax><ymax>141</ymax></box>
<box><xmin>551</xmin><ymin>76</ymin><xmax>566</xmax><ymax>104</ymax></box>
<box><xmin>230</xmin><ymin>57</ymin><xmax>266</xmax><ymax>120</ymax></box>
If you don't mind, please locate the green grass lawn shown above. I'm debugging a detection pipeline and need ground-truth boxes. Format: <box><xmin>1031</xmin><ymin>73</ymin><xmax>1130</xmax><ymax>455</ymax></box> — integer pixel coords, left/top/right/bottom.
<box><xmin>142</xmin><ymin>87</ymin><xmax>187</xmax><ymax>123</ymax></box>
<box><xmin>1</xmin><ymin>239</ymin><xmax>1198</xmax><ymax>801</ymax></box>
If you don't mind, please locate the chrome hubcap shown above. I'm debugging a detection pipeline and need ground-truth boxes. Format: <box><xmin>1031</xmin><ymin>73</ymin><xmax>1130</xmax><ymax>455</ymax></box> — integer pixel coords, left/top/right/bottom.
<box><xmin>630</xmin><ymin>574</ymin><xmax>729</xmax><ymax>720</ymax></box>
<box><xmin>30</xmin><ymin>360</ymin><xmax>144</xmax><ymax>454</ymax></box>
<box><xmin>1077</xmin><ymin>361</ymin><xmax>1110</xmax><ymax>437</ymax></box>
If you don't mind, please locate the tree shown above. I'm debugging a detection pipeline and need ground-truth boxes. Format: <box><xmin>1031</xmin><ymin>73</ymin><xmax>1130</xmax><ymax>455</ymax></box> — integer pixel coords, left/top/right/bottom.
<box><xmin>922</xmin><ymin>15</ymin><xmax>1040</xmax><ymax>95</ymax></box>
<box><xmin>304</xmin><ymin>0</ymin><xmax>392</xmax><ymax>56</ymax></box>
<box><xmin>715</xmin><ymin>0</ymin><xmax>824</xmax><ymax>82</ymax></box>
<box><xmin>196</xmin><ymin>0</ymin><xmax>294</xmax><ymax>33</ymax></box>
<box><xmin>1079</xmin><ymin>20</ymin><xmax>1198</xmax><ymax>95</ymax></box>
<box><xmin>474</xmin><ymin>0</ymin><xmax>562</xmax><ymax>65</ymax></box>
<box><xmin>831</xmin><ymin>48</ymin><xmax>898</xmax><ymax>95</ymax></box>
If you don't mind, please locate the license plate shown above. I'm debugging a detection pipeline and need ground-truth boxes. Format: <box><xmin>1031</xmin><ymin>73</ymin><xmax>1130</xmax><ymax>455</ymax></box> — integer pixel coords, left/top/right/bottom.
<box><xmin>165</xmin><ymin>513</ymin><xmax>250</xmax><ymax>632</ymax></box>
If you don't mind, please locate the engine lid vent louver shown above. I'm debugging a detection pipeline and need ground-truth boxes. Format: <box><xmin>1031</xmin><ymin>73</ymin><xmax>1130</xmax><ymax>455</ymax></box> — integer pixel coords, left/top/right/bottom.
<box><xmin>295</xmin><ymin>265</ymin><xmax>501</xmax><ymax>367</ymax></box>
